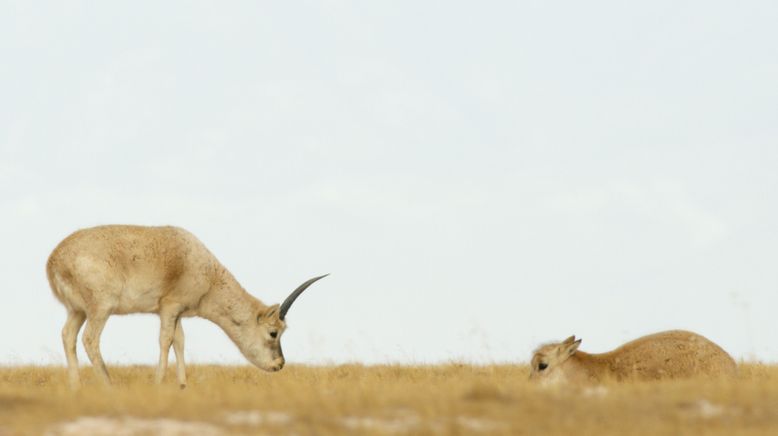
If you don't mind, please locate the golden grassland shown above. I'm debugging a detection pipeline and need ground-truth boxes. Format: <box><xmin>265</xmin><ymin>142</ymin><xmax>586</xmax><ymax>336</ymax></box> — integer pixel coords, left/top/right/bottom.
<box><xmin>1</xmin><ymin>363</ymin><xmax>778</xmax><ymax>435</ymax></box>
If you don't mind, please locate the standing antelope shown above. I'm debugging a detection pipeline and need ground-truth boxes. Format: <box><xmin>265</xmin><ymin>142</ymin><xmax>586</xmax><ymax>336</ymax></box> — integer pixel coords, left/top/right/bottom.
<box><xmin>530</xmin><ymin>330</ymin><xmax>737</xmax><ymax>385</ymax></box>
<box><xmin>46</xmin><ymin>225</ymin><xmax>327</xmax><ymax>388</ymax></box>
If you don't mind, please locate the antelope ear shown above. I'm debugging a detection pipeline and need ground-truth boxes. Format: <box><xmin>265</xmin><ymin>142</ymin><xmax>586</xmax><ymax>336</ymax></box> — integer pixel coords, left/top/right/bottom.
<box><xmin>257</xmin><ymin>304</ymin><xmax>280</xmax><ymax>323</ymax></box>
<box><xmin>566</xmin><ymin>339</ymin><xmax>582</xmax><ymax>355</ymax></box>
<box><xmin>562</xmin><ymin>335</ymin><xmax>576</xmax><ymax>344</ymax></box>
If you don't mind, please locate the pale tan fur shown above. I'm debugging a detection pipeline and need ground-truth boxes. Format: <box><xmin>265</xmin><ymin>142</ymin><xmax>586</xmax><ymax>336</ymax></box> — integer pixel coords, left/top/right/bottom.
<box><xmin>47</xmin><ymin>225</ymin><xmax>297</xmax><ymax>388</ymax></box>
<box><xmin>530</xmin><ymin>330</ymin><xmax>737</xmax><ymax>385</ymax></box>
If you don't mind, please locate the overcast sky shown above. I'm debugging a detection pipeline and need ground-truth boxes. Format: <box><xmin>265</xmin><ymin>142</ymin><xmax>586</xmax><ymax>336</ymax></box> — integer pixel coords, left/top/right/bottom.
<box><xmin>1</xmin><ymin>1</ymin><xmax>777</xmax><ymax>367</ymax></box>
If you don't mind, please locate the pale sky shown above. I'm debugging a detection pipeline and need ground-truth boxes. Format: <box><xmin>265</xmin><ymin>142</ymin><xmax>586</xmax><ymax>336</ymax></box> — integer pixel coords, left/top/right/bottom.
<box><xmin>1</xmin><ymin>1</ymin><xmax>777</xmax><ymax>366</ymax></box>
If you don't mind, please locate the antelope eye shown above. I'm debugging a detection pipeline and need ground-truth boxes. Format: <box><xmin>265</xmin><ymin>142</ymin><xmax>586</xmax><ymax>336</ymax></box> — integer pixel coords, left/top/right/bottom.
<box><xmin>270</xmin><ymin>331</ymin><xmax>278</xmax><ymax>339</ymax></box>
<box><xmin>538</xmin><ymin>362</ymin><xmax>548</xmax><ymax>371</ymax></box>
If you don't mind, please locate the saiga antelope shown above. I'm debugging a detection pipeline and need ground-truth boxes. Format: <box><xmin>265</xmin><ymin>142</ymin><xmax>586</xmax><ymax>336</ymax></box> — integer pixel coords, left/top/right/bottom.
<box><xmin>47</xmin><ymin>225</ymin><xmax>327</xmax><ymax>388</ymax></box>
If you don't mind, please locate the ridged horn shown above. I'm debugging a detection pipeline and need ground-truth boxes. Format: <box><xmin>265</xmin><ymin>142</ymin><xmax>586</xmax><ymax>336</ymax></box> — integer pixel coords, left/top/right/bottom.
<box><xmin>279</xmin><ymin>274</ymin><xmax>329</xmax><ymax>320</ymax></box>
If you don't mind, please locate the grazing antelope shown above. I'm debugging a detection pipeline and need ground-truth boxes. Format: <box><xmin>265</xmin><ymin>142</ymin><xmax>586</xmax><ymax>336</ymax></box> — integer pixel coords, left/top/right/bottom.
<box><xmin>530</xmin><ymin>330</ymin><xmax>737</xmax><ymax>385</ymax></box>
<box><xmin>46</xmin><ymin>225</ymin><xmax>327</xmax><ymax>388</ymax></box>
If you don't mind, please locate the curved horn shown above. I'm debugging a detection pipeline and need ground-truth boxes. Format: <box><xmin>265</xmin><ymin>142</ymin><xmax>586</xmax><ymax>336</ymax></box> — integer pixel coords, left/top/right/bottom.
<box><xmin>279</xmin><ymin>274</ymin><xmax>328</xmax><ymax>320</ymax></box>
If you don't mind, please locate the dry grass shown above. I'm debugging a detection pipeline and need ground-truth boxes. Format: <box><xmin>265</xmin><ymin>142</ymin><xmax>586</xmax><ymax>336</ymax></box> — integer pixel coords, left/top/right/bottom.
<box><xmin>1</xmin><ymin>363</ymin><xmax>777</xmax><ymax>435</ymax></box>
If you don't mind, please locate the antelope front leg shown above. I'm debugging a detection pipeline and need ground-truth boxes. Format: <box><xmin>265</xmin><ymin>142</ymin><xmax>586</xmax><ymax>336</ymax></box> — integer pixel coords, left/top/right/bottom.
<box><xmin>172</xmin><ymin>317</ymin><xmax>187</xmax><ymax>388</ymax></box>
<box><xmin>155</xmin><ymin>311</ymin><xmax>178</xmax><ymax>384</ymax></box>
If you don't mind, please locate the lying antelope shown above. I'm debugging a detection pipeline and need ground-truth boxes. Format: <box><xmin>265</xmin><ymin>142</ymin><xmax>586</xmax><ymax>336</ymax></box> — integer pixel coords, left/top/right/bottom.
<box><xmin>530</xmin><ymin>330</ymin><xmax>737</xmax><ymax>384</ymax></box>
<box><xmin>46</xmin><ymin>225</ymin><xmax>327</xmax><ymax>388</ymax></box>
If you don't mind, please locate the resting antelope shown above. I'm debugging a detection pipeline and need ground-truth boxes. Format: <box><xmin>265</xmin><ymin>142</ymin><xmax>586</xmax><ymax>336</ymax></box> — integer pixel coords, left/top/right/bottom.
<box><xmin>46</xmin><ymin>225</ymin><xmax>327</xmax><ymax>388</ymax></box>
<box><xmin>530</xmin><ymin>330</ymin><xmax>737</xmax><ymax>384</ymax></box>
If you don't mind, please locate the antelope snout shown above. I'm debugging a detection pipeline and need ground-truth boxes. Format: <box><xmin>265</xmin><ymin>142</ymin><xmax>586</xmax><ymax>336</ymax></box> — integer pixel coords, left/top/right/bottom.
<box><xmin>269</xmin><ymin>358</ymin><xmax>285</xmax><ymax>372</ymax></box>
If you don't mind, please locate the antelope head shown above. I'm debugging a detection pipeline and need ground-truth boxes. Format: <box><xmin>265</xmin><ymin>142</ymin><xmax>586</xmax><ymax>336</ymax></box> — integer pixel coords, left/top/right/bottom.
<box><xmin>242</xmin><ymin>274</ymin><xmax>328</xmax><ymax>372</ymax></box>
<box><xmin>529</xmin><ymin>335</ymin><xmax>582</xmax><ymax>383</ymax></box>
